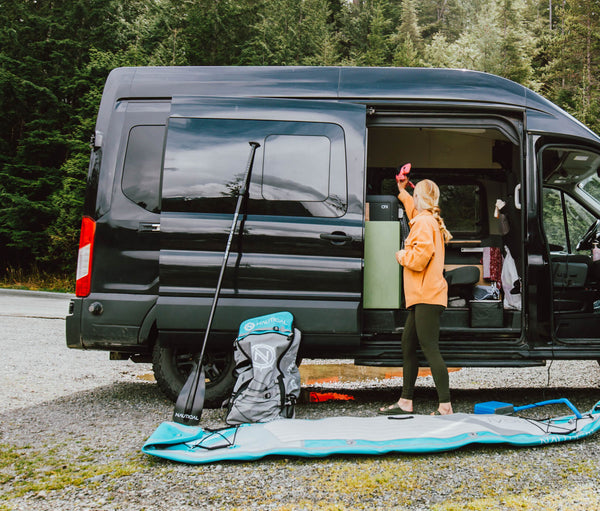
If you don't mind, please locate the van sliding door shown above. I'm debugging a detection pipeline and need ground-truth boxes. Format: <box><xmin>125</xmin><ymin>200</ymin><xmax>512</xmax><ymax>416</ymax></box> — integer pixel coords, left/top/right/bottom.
<box><xmin>157</xmin><ymin>97</ymin><xmax>366</xmax><ymax>347</ymax></box>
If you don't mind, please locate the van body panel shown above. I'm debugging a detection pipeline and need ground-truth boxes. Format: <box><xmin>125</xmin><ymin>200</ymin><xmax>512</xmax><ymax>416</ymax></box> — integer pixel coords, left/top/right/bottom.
<box><xmin>339</xmin><ymin>67</ymin><xmax>526</xmax><ymax>104</ymax></box>
<box><xmin>95</xmin><ymin>67</ymin><xmax>600</xmax><ymax>145</ymax></box>
<box><xmin>523</xmin><ymin>134</ymin><xmax>552</xmax><ymax>346</ymax></box>
<box><xmin>525</xmin><ymin>95</ymin><xmax>600</xmax><ymax>145</ymax></box>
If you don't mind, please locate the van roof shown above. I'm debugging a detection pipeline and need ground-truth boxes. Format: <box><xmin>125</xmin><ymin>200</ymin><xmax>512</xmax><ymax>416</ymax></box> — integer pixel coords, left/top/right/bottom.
<box><xmin>98</xmin><ymin>66</ymin><xmax>600</xmax><ymax>145</ymax></box>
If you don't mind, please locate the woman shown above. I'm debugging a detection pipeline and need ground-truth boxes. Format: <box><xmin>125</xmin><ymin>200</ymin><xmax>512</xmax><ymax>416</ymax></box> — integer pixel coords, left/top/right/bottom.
<box><xmin>379</xmin><ymin>177</ymin><xmax>454</xmax><ymax>416</ymax></box>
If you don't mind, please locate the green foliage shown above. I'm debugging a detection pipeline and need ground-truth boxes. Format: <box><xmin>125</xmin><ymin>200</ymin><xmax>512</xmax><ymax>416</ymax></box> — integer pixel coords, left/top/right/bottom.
<box><xmin>391</xmin><ymin>0</ymin><xmax>423</xmax><ymax>66</ymax></box>
<box><xmin>0</xmin><ymin>0</ymin><xmax>130</xmax><ymax>271</ymax></box>
<box><xmin>185</xmin><ymin>0</ymin><xmax>258</xmax><ymax>65</ymax></box>
<box><xmin>541</xmin><ymin>0</ymin><xmax>600</xmax><ymax>134</ymax></box>
<box><xmin>1</xmin><ymin>0</ymin><xmax>599</xmax><ymax>278</ymax></box>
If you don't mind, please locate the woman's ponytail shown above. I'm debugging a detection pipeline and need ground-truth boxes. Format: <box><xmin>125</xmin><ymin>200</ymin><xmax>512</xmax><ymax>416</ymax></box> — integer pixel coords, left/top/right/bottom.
<box><xmin>432</xmin><ymin>206</ymin><xmax>453</xmax><ymax>244</ymax></box>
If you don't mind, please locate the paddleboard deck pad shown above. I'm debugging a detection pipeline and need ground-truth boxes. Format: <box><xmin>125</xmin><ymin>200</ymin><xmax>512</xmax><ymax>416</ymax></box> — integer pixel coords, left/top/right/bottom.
<box><xmin>143</xmin><ymin>403</ymin><xmax>600</xmax><ymax>464</ymax></box>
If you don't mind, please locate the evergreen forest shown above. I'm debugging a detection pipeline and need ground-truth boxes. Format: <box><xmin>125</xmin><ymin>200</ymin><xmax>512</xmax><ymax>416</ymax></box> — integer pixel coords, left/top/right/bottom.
<box><xmin>1</xmin><ymin>0</ymin><xmax>599</xmax><ymax>279</ymax></box>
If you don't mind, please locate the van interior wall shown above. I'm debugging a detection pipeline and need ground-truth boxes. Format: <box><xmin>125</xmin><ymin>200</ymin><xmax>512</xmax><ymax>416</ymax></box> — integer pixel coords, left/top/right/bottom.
<box><xmin>367</xmin><ymin>127</ymin><xmax>502</xmax><ymax>170</ymax></box>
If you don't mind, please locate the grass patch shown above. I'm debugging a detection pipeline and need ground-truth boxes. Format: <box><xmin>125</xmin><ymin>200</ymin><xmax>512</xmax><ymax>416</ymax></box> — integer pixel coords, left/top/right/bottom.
<box><xmin>268</xmin><ymin>452</ymin><xmax>600</xmax><ymax>510</ymax></box>
<box><xmin>0</xmin><ymin>443</ymin><xmax>141</xmax><ymax>502</ymax></box>
<box><xmin>0</xmin><ymin>266</ymin><xmax>74</xmax><ymax>294</ymax></box>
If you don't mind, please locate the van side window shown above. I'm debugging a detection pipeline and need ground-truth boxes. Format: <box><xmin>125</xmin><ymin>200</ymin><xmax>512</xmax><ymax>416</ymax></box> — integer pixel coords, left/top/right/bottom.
<box><xmin>122</xmin><ymin>125</ymin><xmax>164</xmax><ymax>213</ymax></box>
<box><xmin>161</xmin><ymin>118</ymin><xmax>347</xmax><ymax>217</ymax></box>
<box><xmin>262</xmin><ymin>135</ymin><xmax>329</xmax><ymax>202</ymax></box>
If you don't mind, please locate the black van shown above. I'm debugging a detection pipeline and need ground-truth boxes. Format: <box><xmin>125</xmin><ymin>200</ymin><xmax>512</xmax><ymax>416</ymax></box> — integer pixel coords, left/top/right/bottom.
<box><xmin>66</xmin><ymin>66</ymin><xmax>600</xmax><ymax>406</ymax></box>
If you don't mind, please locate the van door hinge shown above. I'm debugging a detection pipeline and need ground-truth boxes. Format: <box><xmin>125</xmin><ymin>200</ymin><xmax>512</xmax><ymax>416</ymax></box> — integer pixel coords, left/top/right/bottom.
<box><xmin>139</xmin><ymin>222</ymin><xmax>160</xmax><ymax>232</ymax></box>
<box><xmin>367</xmin><ymin>107</ymin><xmax>376</xmax><ymax>116</ymax></box>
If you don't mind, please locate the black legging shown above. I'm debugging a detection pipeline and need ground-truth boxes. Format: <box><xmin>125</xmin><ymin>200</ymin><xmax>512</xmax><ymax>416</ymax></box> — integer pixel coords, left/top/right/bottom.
<box><xmin>400</xmin><ymin>304</ymin><xmax>450</xmax><ymax>403</ymax></box>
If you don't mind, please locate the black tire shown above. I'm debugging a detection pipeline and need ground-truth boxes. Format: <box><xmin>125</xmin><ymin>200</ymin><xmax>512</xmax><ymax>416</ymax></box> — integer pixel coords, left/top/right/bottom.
<box><xmin>152</xmin><ymin>343</ymin><xmax>236</xmax><ymax>408</ymax></box>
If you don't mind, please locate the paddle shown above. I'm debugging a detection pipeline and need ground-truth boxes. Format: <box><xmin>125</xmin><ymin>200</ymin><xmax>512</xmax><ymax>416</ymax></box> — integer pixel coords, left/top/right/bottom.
<box><xmin>173</xmin><ymin>141</ymin><xmax>261</xmax><ymax>426</ymax></box>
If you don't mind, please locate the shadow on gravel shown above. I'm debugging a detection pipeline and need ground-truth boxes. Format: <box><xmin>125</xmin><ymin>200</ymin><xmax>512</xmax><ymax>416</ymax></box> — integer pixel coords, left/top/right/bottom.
<box><xmin>3</xmin><ymin>378</ymin><xmax>598</xmax><ymax>428</ymax></box>
<box><xmin>299</xmin><ymin>386</ymin><xmax>600</xmax><ymax>419</ymax></box>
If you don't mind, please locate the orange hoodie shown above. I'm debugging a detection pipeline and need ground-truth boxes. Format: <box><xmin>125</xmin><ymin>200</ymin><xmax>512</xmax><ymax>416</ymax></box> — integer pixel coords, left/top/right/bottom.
<box><xmin>398</xmin><ymin>189</ymin><xmax>448</xmax><ymax>308</ymax></box>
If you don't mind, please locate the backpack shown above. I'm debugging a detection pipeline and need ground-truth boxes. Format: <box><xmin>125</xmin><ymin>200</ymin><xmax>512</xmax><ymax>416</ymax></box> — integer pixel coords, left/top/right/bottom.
<box><xmin>225</xmin><ymin>311</ymin><xmax>301</xmax><ymax>425</ymax></box>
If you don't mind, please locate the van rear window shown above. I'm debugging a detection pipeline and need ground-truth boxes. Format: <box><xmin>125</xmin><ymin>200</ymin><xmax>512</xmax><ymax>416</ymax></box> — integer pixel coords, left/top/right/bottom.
<box><xmin>122</xmin><ymin>125</ymin><xmax>164</xmax><ymax>213</ymax></box>
<box><xmin>438</xmin><ymin>184</ymin><xmax>482</xmax><ymax>235</ymax></box>
<box><xmin>161</xmin><ymin>118</ymin><xmax>347</xmax><ymax>217</ymax></box>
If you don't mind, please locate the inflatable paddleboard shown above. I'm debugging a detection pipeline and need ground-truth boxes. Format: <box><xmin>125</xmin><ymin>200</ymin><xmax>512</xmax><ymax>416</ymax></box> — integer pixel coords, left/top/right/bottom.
<box><xmin>143</xmin><ymin>401</ymin><xmax>600</xmax><ymax>464</ymax></box>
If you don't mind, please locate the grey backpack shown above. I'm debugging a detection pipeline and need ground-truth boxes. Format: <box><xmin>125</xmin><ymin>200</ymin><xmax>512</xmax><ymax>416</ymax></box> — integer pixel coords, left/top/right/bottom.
<box><xmin>225</xmin><ymin>312</ymin><xmax>301</xmax><ymax>425</ymax></box>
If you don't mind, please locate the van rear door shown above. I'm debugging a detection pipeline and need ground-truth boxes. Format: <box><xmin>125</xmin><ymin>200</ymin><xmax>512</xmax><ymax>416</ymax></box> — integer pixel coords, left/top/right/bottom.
<box><xmin>157</xmin><ymin>97</ymin><xmax>366</xmax><ymax>350</ymax></box>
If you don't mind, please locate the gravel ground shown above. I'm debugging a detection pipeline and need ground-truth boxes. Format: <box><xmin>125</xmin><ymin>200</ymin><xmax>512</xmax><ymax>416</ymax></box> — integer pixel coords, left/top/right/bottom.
<box><xmin>2</xmin><ymin>293</ymin><xmax>600</xmax><ymax>510</ymax></box>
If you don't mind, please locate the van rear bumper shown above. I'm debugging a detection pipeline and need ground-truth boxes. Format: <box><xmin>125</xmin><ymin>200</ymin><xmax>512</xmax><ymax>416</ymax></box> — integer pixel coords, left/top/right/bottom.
<box><xmin>66</xmin><ymin>298</ymin><xmax>83</xmax><ymax>348</ymax></box>
<box><xmin>65</xmin><ymin>293</ymin><xmax>157</xmax><ymax>351</ymax></box>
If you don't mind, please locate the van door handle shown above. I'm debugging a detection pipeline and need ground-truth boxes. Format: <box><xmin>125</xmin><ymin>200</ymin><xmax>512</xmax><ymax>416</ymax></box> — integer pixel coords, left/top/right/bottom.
<box><xmin>320</xmin><ymin>232</ymin><xmax>352</xmax><ymax>245</ymax></box>
<box><xmin>139</xmin><ymin>222</ymin><xmax>161</xmax><ymax>232</ymax></box>
<box><xmin>514</xmin><ymin>184</ymin><xmax>521</xmax><ymax>210</ymax></box>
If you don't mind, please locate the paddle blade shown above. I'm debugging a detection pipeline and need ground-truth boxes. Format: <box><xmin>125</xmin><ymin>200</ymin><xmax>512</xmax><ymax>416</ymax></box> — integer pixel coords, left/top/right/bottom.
<box><xmin>172</xmin><ymin>363</ymin><xmax>205</xmax><ymax>426</ymax></box>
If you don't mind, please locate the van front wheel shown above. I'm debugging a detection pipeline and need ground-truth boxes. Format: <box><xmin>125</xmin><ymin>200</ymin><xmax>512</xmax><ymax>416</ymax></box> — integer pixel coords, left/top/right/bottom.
<box><xmin>152</xmin><ymin>344</ymin><xmax>236</xmax><ymax>408</ymax></box>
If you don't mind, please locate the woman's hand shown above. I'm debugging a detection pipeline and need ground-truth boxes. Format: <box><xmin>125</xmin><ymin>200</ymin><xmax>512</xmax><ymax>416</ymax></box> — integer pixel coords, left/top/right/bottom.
<box><xmin>395</xmin><ymin>249</ymin><xmax>406</xmax><ymax>264</ymax></box>
<box><xmin>397</xmin><ymin>179</ymin><xmax>408</xmax><ymax>192</ymax></box>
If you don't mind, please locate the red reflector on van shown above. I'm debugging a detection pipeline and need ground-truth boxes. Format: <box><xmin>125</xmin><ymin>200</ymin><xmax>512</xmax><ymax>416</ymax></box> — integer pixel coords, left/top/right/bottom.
<box><xmin>75</xmin><ymin>216</ymin><xmax>96</xmax><ymax>297</ymax></box>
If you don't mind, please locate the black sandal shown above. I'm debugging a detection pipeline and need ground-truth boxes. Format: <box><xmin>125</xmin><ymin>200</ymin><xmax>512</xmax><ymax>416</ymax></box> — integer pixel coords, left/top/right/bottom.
<box><xmin>378</xmin><ymin>403</ymin><xmax>414</xmax><ymax>415</ymax></box>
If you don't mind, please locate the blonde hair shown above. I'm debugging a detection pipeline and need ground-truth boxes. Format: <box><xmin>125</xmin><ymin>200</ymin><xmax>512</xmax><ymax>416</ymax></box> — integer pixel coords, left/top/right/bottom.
<box><xmin>413</xmin><ymin>179</ymin><xmax>453</xmax><ymax>244</ymax></box>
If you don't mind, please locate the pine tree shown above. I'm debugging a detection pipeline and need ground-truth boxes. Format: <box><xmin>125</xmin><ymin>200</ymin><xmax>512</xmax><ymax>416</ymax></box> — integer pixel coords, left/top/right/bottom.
<box><xmin>0</xmin><ymin>0</ymin><xmax>166</xmax><ymax>272</ymax></box>
<box><xmin>543</xmin><ymin>0</ymin><xmax>600</xmax><ymax>133</ymax></box>
<box><xmin>240</xmin><ymin>0</ymin><xmax>303</xmax><ymax>65</ymax></box>
<box><xmin>391</xmin><ymin>0</ymin><xmax>423</xmax><ymax>66</ymax></box>
<box><xmin>423</xmin><ymin>32</ymin><xmax>455</xmax><ymax>67</ymax></box>
<box><xmin>0</xmin><ymin>1</ymin><xmax>83</xmax><ymax>269</ymax></box>
<box><xmin>497</xmin><ymin>0</ymin><xmax>535</xmax><ymax>84</ymax></box>
<box><xmin>362</xmin><ymin>0</ymin><xmax>393</xmax><ymax>66</ymax></box>
<box><xmin>299</xmin><ymin>0</ymin><xmax>340</xmax><ymax>66</ymax></box>
<box><xmin>337</xmin><ymin>0</ymin><xmax>395</xmax><ymax>66</ymax></box>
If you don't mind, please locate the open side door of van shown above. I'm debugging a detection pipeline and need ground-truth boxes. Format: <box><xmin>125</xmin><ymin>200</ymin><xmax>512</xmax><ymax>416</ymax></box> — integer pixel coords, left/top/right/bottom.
<box><xmin>534</xmin><ymin>139</ymin><xmax>600</xmax><ymax>349</ymax></box>
<box><xmin>157</xmin><ymin>97</ymin><xmax>366</xmax><ymax>350</ymax></box>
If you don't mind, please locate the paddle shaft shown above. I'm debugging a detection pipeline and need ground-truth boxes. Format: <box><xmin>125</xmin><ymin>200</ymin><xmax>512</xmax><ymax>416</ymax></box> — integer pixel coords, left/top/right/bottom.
<box><xmin>197</xmin><ymin>141</ymin><xmax>260</xmax><ymax>367</ymax></box>
<box><xmin>173</xmin><ymin>141</ymin><xmax>260</xmax><ymax>425</ymax></box>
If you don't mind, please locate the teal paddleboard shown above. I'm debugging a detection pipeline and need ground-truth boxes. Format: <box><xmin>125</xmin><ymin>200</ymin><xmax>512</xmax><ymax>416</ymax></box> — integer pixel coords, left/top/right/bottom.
<box><xmin>143</xmin><ymin>401</ymin><xmax>600</xmax><ymax>464</ymax></box>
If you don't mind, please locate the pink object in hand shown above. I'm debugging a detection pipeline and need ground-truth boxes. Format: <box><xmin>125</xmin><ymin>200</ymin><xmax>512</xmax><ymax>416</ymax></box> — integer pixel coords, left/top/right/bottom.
<box><xmin>396</xmin><ymin>163</ymin><xmax>415</xmax><ymax>188</ymax></box>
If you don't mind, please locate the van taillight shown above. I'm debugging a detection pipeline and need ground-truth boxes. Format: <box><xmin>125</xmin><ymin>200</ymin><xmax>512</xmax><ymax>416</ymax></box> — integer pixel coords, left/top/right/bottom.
<box><xmin>75</xmin><ymin>216</ymin><xmax>96</xmax><ymax>297</ymax></box>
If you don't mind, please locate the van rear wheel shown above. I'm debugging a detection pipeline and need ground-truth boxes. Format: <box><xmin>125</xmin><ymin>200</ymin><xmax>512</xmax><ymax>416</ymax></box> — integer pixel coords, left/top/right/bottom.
<box><xmin>152</xmin><ymin>344</ymin><xmax>236</xmax><ymax>408</ymax></box>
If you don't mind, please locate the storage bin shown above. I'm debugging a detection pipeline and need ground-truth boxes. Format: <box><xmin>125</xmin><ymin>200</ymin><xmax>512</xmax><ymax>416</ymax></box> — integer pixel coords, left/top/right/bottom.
<box><xmin>470</xmin><ymin>300</ymin><xmax>503</xmax><ymax>328</ymax></box>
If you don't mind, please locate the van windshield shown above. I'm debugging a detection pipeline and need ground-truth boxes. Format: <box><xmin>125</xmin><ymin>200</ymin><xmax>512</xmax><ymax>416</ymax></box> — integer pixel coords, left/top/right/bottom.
<box><xmin>580</xmin><ymin>173</ymin><xmax>600</xmax><ymax>203</ymax></box>
<box><xmin>541</xmin><ymin>146</ymin><xmax>600</xmax><ymax>253</ymax></box>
